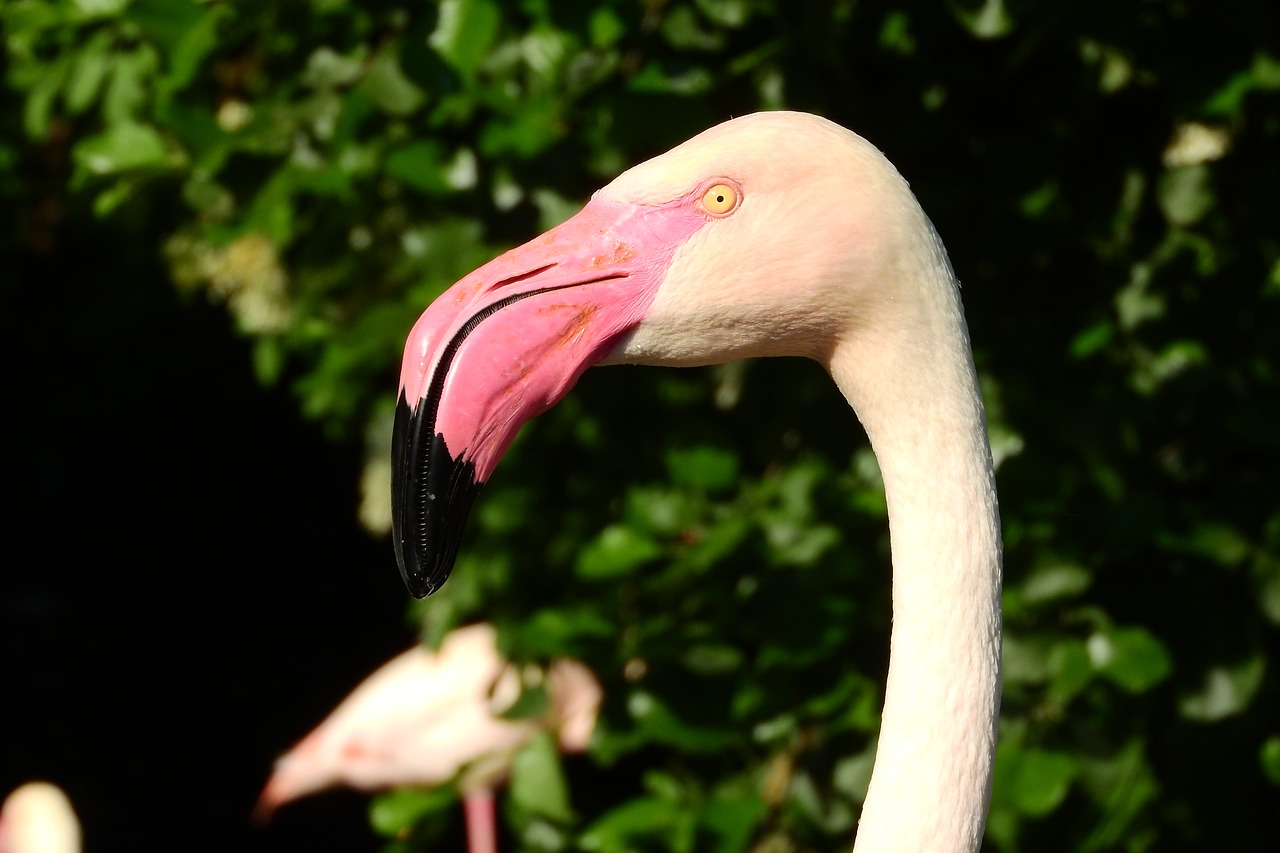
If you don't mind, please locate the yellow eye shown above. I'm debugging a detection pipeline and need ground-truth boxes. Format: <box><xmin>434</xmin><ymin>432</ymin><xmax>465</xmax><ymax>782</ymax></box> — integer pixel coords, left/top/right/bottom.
<box><xmin>700</xmin><ymin>182</ymin><xmax>740</xmax><ymax>216</ymax></box>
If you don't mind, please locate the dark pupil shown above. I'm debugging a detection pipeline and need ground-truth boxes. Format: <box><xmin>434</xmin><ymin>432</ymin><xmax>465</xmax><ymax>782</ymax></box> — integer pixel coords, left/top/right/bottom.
<box><xmin>715</xmin><ymin>194</ymin><xmax>725</xmax><ymax>203</ymax></box>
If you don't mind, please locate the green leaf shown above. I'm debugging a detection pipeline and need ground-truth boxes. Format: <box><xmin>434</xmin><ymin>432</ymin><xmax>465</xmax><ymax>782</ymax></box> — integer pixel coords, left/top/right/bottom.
<box><xmin>878</xmin><ymin>11</ymin><xmax>916</xmax><ymax>55</ymax></box>
<box><xmin>513</xmin><ymin>607</ymin><xmax>617</xmax><ymax>658</ymax></box>
<box><xmin>1075</xmin><ymin>740</ymin><xmax>1160</xmax><ymax>851</ymax></box>
<box><xmin>832</xmin><ymin>744</ymin><xmax>876</xmax><ymax>804</ymax></box>
<box><xmin>103</xmin><ymin>47</ymin><xmax>157</xmax><ymax>124</ymax></box>
<box><xmin>1013</xmin><ymin>750</ymin><xmax>1076</xmax><ymax>816</ymax></box>
<box><xmin>22</xmin><ymin>55</ymin><xmax>70</xmax><ymax>138</ymax></box>
<box><xmin>91</xmin><ymin>176</ymin><xmax>139</xmax><ymax>217</ymax></box>
<box><xmin>626</xmin><ymin>690</ymin><xmax>739</xmax><ymax>752</ymax></box>
<box><xmin>588</xmin><ymin>7</ymin><xmax>625</xmax><ymax>48</ymax></box>
<box><xmin>700</xmin><ymin>792</ymin><xmax>766</xmax><ymax>853</ymax></box>
<box><xmin>1202</xmin><ymin>70</ymin><xmax>1256</xmax><ymax>116</ymax></box>
<box><xmin>1259</xmin><ymin>562</ymin><xmax>1280</xmax><ymax>625</ymax></box>
<box><xmin>626</xmin><ymin>486</ymin><xmax>692</xmax><ymax>537</ymax></box>
<box><xmin>575</xmin><ymin>524</ymin><xmax>663</xmax><ymax>579</ymax></box>
<box><xmin>1158</xmin><ymin>165</ymin><xmax>1215</xmax><ymax>226</ymax></box>
<box><xmin>63</xmin><ymin>31</ymin><xmax>113</xmax><ymax>114</ymax></box>
<box><xmin>1262</xmin><ymin>736</ymin><xmax>1280</xmax><ymax>785</ymax></box>
<box><xmin>1157</xmin><ymin>521</ymin><xmax>1251</xmax><ymax>566</ymax></box>
<box><xmin>478</xmin><ymin>104</ymin><xmax>565</xmax><ymax>159</ymax></box>
<box><xmin>69</xmin><ymin>0</ymin><xmax>129</xmax><ymax>21</ymax></box>
<box><xmin>1047</xmin><ymin>638</ymin><xmax>1095</xmax><ymax>702</ymax></box>
<box><xmin>1069</xmin><ymin>320</ymin><xmax>1114</xmax><ymax>359</ymax></box>
<box><xmin>368</xmin><ymin>787</ymin><xmax>455</xmax><ymax>837</ymax></box>
<box><xmin>951</xmin><ymin>0</ymin><xmax>1013</xmax><ymax>39</ymax></box>
<box><xmin>384</xmin><ymin>140</ymin><xmax>452</xmax><ymax>195</ymax></box>
<box><xmin>1088</xmin><ymin>626</ymin><xmax>1173</xmax><ymax>693</ymax></box>
<box><xmin>1021</xmin><ymin>560</ymin><xmax>1092</xmax><ymax>604</ymax></box>
<box><xmin>141</xmin><ymin>1</ymin><xmax>227</xmax><ymax>96</ymax></box>
<box><xmin>1178</xmin><ymin>654</ymin><xmax>1266</xmax><ymax>722</ymax></box>
<box><xmin>761</xmin><ymin>518</ymin><xmax>840</xmax><ymax>566</ymax></box>
<box><xmin>361</xmin><ymin>48</ymin><xmax>427</xmax><ymax>116</ymax></box>
<box><xmin>695</xmin><ymin>0</ymin><xmax>752</xmax><ymax>28</ymax></box>
<box><xmin>1002</xmin><ymin>632</ymin><xmax>1053</xmax><ymax>684</ymax></box>
<box><xmin>666</xmin><ymin>446</ymin><xmax>740</xmax><ymax>491</ymax></box>
<box><xmin>1019</xmin><ymin>180</ymin><xmax>1058</xmax><ymax>218</ymax></box>
<box><xmin>73</xmin><ymin>122</ymin><xmax>169</xmax><ymax>176</ymax></box>
<box><xmin>500</xmin><ymin>683</ymin><xmax>550</xmax><ymax>722</ymax></box>
<box><xmin>787</xmin><ymin>770</ymin><xmax>855</xmax><ymax>833</ymax></box>
<box><xmin>581</xmin><ymin>798</ymin><xmax>677</xmax><ymax>852</ymax></box>
<box><xmin>681</xmin><ymin>642</ymin><xmax>743</xmax><ymax>675</ymax></box>
<box><xmin>429</xmin><ymin>0</ymin><xmax>502</xmax><ymax>78</ymax></box>
<box><xmin>303</xmin><ymin>46</ymin><xmax>366</xmax><ymax>90</ymax></box>
<box><xmin>509</xmin><ymin>732</ymin><xmax>575</xmax><ymax>822</ymax></box>
<box><xmin>661</xmin><ymin>5</ymin><xmax>725</xmax><ymax>51</ymax></box>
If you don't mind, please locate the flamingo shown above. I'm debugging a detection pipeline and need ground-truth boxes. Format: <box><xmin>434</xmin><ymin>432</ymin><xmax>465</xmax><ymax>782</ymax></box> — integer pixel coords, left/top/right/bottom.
<box><xmin>0</xmin><ymin>782</ymin><xmax>81</xmax><ymax>853</ymax></box>
<box><xmin>255</xmin><ymin>623</ymin><xmax>602</xmax><ymax>853</ymax></box>
<box><xmin>391</xmin><ymin>111</ymin><xmax>1002</xmax><ymax>851</ymax></box>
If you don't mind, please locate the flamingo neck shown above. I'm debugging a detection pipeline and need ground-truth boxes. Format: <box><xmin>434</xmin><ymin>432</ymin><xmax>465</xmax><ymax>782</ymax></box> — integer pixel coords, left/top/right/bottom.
<box><xmin>826</xmin><ymin>224</ymin><xmax>1002</xmax><ymax>853</ymax></box>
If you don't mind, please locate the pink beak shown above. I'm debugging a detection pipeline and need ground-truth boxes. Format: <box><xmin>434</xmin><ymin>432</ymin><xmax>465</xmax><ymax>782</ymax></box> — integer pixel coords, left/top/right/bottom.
<box><xmin>391</xmin><ymin>193</ymin><xmax>708</xmax><ymax>597</ymax></box>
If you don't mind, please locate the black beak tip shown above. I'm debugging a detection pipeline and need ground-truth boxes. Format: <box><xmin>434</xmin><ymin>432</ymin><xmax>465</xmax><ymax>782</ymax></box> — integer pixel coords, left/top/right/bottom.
<box><xmin>396</xmin><ymin>546</ymin><xmax>445</xmax><ymax>599</ymax></box>
<box><xmin>390</xmin><ymin>392</ymin><xmax>482</xmax><ymax>599</ymax></box>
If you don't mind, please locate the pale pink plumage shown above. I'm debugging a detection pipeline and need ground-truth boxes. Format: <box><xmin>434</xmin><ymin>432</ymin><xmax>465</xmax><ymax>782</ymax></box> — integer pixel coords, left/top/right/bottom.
<box><xmin>0</xmin><ymin>782</ymin><xmax>81</xmax><ymax>853</ymax></box>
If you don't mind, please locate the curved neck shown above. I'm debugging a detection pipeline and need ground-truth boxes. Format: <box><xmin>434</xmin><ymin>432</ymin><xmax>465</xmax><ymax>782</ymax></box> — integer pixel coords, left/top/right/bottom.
<box><xmin>826</xmin><ymin>227</ymin><xmax>1002</xmax><ymax>853</ymax></box>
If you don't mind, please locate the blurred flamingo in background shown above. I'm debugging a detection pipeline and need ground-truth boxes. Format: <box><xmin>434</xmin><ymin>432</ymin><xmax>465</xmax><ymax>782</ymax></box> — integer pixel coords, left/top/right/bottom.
<box><xmin>255</xmin><ymin>622</ymin><xmax>601</xmax><ymax>853</ymax></box>
<box><xmin>0</xmin><ymin>782</ymin><xmax>81</xmax><ymax>853</ymax></box>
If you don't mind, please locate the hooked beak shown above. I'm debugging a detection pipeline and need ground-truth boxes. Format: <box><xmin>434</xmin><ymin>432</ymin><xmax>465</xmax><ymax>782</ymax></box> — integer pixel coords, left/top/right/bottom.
<box><xmin>391</xmin><ymin>194</ymin><xmax>707</xmax><ymax>597</ymax></box>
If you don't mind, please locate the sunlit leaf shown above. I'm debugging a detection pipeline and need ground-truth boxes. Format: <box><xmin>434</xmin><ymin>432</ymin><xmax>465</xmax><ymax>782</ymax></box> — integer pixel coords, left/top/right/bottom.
<box><xmin>303</xmin><ymin>46</ymin><xmax>366</xmax><ymax>90</ymax></box>
<box><xmin>361</xmin><ymin>48</ymin><xmax>427</xmax><ymax>116</ymax></box>
<box><xmin>1002</xmin><ymin>632</ymin><xmax>1053</xmax><ymax>684</ymax></box>
<box><xmin>952</xmin><ymin>0</ymin><xmax>1013</xmax><ymax>39</ymax></box>
<box><xmin>831</xmin><ymin>744</ymin><xmax>876</xmax><ymax>804</ymax></box>
<box><xmin>1158</xmin><ymin>165</ymin><xmax>1215</xmax><ymax>226</ymax></box>
<box><xmin>64</xmin><ymin>31</ymin><xmax>112</xmax><ymax>114</ymax></box>
<box><xmin>1088</xmin><ymin>627</ymin><xmax>1173</xmax><ymax>693</ymax></box>
<box><xmin>72</xmin><ymin>121</ymin><xmax>169</xmax><ymax>175</ymax></box>
<box><xmin>1156</xmin><ymin>521</ymin><xmax>1250</xmax><ymax>566</ymax></box>
<box><xmin>1178</xmin><ymin>654</ymin><xmax>1266</xmax><ymax>722</ymax></box>
<box><xmin>102</xmin><ymin>47</ymin><xmax>157</xmax><ymax>123</ymax></box>
<box><xmin>1021</xmin><ymin>560</ymin><xmax>1092</xmax><ymax>604</ymax></box>
<box><xmin>429</xmin><ymin>0</ymin><xmax>502</xmax><ymax>78</ymax></box>
<box><xmin>787</xmin><ymin>770</ymin><xmax>855</xmax><ymax>833</ymax></box>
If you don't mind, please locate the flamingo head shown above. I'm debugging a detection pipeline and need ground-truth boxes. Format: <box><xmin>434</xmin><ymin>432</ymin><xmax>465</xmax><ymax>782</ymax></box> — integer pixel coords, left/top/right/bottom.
<box><xmin>392</xmin><ymin>111</ymin><xmax>927</xmax><ymax>597</ymax></box>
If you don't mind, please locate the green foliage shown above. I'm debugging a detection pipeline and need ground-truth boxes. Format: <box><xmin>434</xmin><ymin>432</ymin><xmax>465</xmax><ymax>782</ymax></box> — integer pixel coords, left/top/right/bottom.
<box><xmin>5</xmin><ymin>1</ymin><xmax>1280</xmax><ymax>851</ymax></box>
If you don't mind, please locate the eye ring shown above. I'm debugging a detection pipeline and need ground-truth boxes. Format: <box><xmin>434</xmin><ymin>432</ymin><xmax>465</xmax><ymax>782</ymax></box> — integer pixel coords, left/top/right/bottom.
<box><xmin>699</xmin><ymin>180</ymin><xmax>741</xmax><ymax>217</ymax></box>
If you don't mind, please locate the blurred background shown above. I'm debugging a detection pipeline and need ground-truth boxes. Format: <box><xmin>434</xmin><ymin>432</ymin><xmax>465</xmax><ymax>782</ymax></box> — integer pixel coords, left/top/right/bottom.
<box><xmin>3</xmin><ymin>0</ymin><xmax>1279</xmax><ymax>851</ymax></box>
